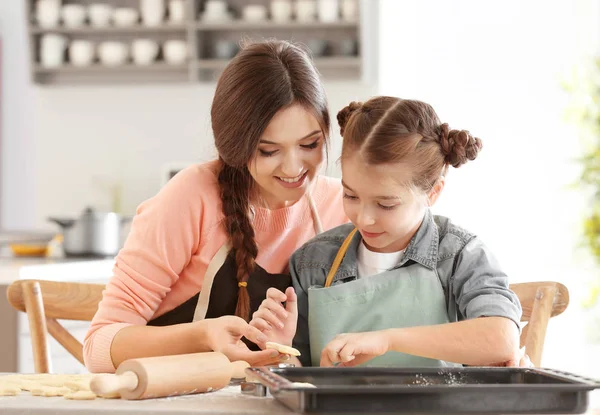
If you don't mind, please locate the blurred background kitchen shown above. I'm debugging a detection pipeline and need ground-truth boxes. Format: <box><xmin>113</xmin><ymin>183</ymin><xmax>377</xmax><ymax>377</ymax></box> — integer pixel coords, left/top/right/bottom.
<box><xmin>0</xmin><ymin>0</ymin><xmax>599</xmax><ymax>393</ymax></box>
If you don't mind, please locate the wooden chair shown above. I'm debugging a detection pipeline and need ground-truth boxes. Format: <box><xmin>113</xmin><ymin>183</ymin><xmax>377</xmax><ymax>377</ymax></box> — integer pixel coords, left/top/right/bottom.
<box><xmin>6</xmin><ymin>280</ymin><xmax>568</xmax><ymax>372</ymax></box>
<box><xmin>510</xmin><ymin>281</ymin><xmax>569</xmax><ymax>367</ymax></box>
<box><xmin>6</xmin><ymin>279</ymin><xmax>104</xmax><ymax>373</ymax></box>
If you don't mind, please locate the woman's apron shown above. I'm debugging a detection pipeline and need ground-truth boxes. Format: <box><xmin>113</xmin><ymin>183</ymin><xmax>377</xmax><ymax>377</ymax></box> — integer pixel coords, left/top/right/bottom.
<box><xmin>308</xmin><ymin>228</ymin><xmax>460</xmax><ymax>367</ymax></box>
<box><xmin>147</xmin><ymin>193</ymin><xmax>323</xmax><ymax>351</ymax></box>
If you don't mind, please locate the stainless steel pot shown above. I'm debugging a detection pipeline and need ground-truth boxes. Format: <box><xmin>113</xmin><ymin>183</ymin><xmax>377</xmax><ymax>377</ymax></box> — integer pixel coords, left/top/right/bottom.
<box><xmin>48</xmin><ymin>207</ymin><xmax>132</xmax><ymax>257</ymax></box>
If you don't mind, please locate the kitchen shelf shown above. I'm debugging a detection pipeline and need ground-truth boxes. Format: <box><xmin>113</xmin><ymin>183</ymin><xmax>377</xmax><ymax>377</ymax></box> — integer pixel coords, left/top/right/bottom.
<box><xmin>30</xmin><ymin>24</ymin><xmax>187</xmax><ymax>34</ymax></box>
<box><xmin>34</xmin><ymin>63</ymin><xmax>188</xmax><ymax>74</ymax></box>
<box><xmin>195</xmin><ymin>56</ymin><xmax>359</xmax><ymax>70</ymax></box>
<box><xmin>26</xmin><ymin>0</ymin><xmax>364</xmax><ymax>85</ymax></box>
<box><xmin>194</xmin><ymin>21</ymin><xmax>358</xmax><ymax>31</ymax></box>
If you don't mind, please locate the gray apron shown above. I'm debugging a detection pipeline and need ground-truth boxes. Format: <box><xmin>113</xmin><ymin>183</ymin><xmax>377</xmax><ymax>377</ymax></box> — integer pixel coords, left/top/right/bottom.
<box><xmin>308</xmin><ymin>228</ymin><xmax>459</xmax><ymax>367</ymax></box>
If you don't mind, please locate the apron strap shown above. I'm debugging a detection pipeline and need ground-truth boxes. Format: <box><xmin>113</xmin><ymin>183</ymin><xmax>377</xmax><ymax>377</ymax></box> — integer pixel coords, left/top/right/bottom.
<box><xmin>324</xmin><ymin>228</ymin><xmax>358</xmax><ymax>288</ymax></box>
<box><xmin>193</xmin><ymin>241</ymin><xmax>231</xmax><ymax>322</ymax></box>
<box><xmin>194</xmin><ymin>189</ymin><xmax>324</xmax><ymax>321</ymax></box>
<box><xmin>306</xmin><ymin>191</ymin><xmax>324</xmax><ymax>235</ymax></box>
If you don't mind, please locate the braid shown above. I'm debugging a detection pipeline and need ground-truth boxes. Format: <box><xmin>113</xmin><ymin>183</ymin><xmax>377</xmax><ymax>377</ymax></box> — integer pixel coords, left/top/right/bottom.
<box><xmin>217</xmin><ymin>160</ymin><xmax>258</xmax><ymax>321</ymax></box>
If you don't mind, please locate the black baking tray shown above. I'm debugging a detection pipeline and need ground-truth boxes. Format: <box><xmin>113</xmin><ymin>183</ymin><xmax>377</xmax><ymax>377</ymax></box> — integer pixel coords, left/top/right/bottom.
<box><xmin>245</xmin><ymin>366</ymin><xmax>599</xmax><ymax>414</ymax></box>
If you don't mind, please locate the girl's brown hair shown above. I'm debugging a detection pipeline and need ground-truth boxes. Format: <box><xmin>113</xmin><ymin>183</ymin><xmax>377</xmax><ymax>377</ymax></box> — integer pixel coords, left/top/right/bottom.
<box><xmin>337</xmin><ymin>96</ymin><xmax>482</xmax><ymax>193</ymax></box>
<box><xmin>211</xmin><ymin>40</ymin><xmax>330</xmax><ymax>321</ymax></box>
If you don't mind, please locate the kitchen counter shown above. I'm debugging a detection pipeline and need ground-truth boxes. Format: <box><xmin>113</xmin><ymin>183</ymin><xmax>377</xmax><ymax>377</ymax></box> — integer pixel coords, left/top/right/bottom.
<box><xmin>0</xmin><ymin>250</ymin><xmax>114</xmax><ymax>285</ymax></box>
<box><xmin>0</xmin><ymin>383</ymin><xmax>598</xmax><ymax>415</ymax></box>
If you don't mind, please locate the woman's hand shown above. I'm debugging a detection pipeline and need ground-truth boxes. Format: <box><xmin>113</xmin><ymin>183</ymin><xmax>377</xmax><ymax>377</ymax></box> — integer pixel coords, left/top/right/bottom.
<box><xmin>250</xmin><ymin>287</ymin><xmax>298</xmax><ymax>347</ymax></box>
<box><xmin>198</xmin><ymin>316</ymin><xmax>282</xmax><ymax>366</ymax></box>
<box><xmin>320</xmin><ymin>331</ymin><xmax>391</xmax><ymax>367</ymax></box>
<box><xmin>485</xmin><ymin>347</ymin><xmax>534</xmax><ymax>367</ymax></box>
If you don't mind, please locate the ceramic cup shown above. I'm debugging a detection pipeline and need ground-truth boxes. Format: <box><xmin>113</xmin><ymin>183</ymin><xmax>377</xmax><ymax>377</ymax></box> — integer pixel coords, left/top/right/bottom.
<box><xmin>295</xmin><ymin>0</ymin><xmax>317</xmax><ymax>22</ymax></box>
<box><xmin>168</xmin><ymin>0</ymin><xmax>185</xmax><ymax>23</ymax></box>
<box><xmin>340</xmin><ymin>0</ymin><xmax>358</xmax><ymax>22</ymax></box>
<box><xmin>317</xmin><ymin>0</ymin><xmax>339</xmax><ymax>22</ymax></box>
<box><xmin>270</xmin><ymin>0</ymin><xmax>292</xmax><ymax>22</ymax></box>
<box><xmin>132</xmin><ymin>39</ymin><xmax>159</xmax><ymax>65</ymax></box>
<box><xmin>307</xmin><ymin>38</ymin><xmax>328</xmax><ymax>57</ymax></box>
<box><xmin>40</xmin><ymin>33</ymin><xmax>67</xmax><ymax>68</ymax></box>
<box><xmin>213</xmin><ymin>40</ymin><xmax>239</xmax><ymax>59</ymax></box>
<box><xmin>113</xmin><ymin>8</ymin><xmax>139</xmax><ymax>27</ymax></box>
<box><xmin>61</xmin><ymin>4</ymin><xmax>86</xmax><ymax>28</ymax></box>
<box><xmin>88</xmin><ymin>3</ymin><xmax>113</xmax><ymax>27</ymax></box>
<box><xmin>98</xmin><ymin>41</ymin><xmax>129</xmax><ymax>66</ymax></box>
<box><xmin>36</xmin><ymin>0</ymin><xmax>62</xmax><ymax>28</ymax></box>
<box><xmin>69</xmin><ymin>40</ymin><xmax>95</xmax><ymax>66</ymax></box>
<box><xmin>163</xmin><ymin>40</ymin><xmax>187</xmax><ymax>64</ymax></box>
<box><xmin>140</xmin><ymin>0</ymin><xmax>165</xmax><ymax>26</ymax></box>
<box><xmin>242</xmin><ymin>5</ymin><xmax>267</xmax><ymax>22</ymax></box>
<box><xmin>339</xmin><ymin>38</ymin><xmax>358</xmax><ymax>56</ymax></box>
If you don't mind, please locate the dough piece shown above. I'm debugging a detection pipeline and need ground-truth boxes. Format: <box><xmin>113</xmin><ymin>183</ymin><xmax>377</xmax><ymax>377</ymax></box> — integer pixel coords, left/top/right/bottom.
<box><xmin>0</xmin><ymin>384</ymin><xmax>21</xmax><ymax>396</ymax></box>
<box><xmin>265</xmin><ymin>342</ymin><xmax>301</xmax><ymax>356</ymax></box>
<box><xmin>64</xmin><ymin>391</ymin><xmax>97</xmax><ymax>400</ymax></box>
<box><xmin>292</xmin><ymin>382</ymin><xmax>316</xmax><ymax>388</ymax></box>
<box><xmin>64</xmin><ymin>380</ymin><xmax>91</xmax><ymax>391</ymax></box>
<box><xmin>230</xmin><ymin>361</ymin><xmax>250</xmax><ymax>379</ymax></box>
<box><xmin>31</xmin><ymin>386</ymin><xmax>72</xmax><ymax>397</ymax></box>
<box><xmin>97</xmin><ymin>392</ymin><xmax>121</xmax><ymax>399</ymax></box>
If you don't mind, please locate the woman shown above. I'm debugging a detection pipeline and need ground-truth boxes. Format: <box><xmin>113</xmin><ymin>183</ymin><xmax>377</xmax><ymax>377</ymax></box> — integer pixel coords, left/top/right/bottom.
<box><xmin>83</xmin><ymin>40</ymin><xmax>349</xmax><ymax>373</ymax></box>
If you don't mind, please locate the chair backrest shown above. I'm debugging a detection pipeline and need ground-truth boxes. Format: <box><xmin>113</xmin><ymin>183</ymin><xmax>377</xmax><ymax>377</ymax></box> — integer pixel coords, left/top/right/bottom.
<box><xmin>509</xmin><ymin>281</ymin><xmax>569</xmax><ymax>367</ymax></box>
<box><xmin>6</xmin><ymin>279</ymin><xmax>569</xmax><ymax>372</ymax></box>
<box><xmin>6</xmin><ymin>279</ymin><xmax>104</xmax><ymax>373</ymax></box>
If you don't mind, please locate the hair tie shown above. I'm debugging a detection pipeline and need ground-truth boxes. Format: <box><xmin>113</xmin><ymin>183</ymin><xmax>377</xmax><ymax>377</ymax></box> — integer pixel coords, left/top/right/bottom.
<box><xmin>238</xmin><ymin>282</ymin><xmax>248</xmax><ymax>288</ymax></box>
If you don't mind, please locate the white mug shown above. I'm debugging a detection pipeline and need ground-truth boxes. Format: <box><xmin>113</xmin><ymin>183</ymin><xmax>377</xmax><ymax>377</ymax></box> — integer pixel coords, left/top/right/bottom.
<box><xmin>270</xmin><ymin>0</ymin><xmax>292</xmax><ymax>23</ymax></box>
<box><xmin>98</xmin><ymin>41</ymin><xmax>129</xmax><ymax>66</ymax></box>
<box><xmin>340</xmin><ymin>0</ymin><xmax>358</xmax><ymax>22</ymax></box>
<box><xmin>88</xmin><ymin>4</ymin><xmax>113</xmax><ymax>27</ymax></box>
<box><xmin>36</xmin><ymin>0</ymin><xmax>62</xmax><ymax>28</ymax></box>
<box><xmin>140</xmin><ymin>0</ymin><xmax>165</xmax><ymax>26</ymax></box>
<box><xmin>317</xmin><ymin>0</ymin><xmax>339</xmax><ymax>22</ymax></box>
<box><xmin>132</xmin><ymin>39</ymin><xmax>159</xmax><ymax>65</ymax></box>
<box><xmin>204</xmin><ymin>0</ymin><xmax>227</xmax><ymax>16</ymax></box>
<box><xmin>168</xmin><ymin>0</ymin><xmax>185</xmax><ymax>23</ymax></box>
<box><xmin>295</xmin><ymin>0</ymin><xmax>317</xmax><ymax>22</ymax></box>
<box><xmin>242</xmin><ymin>5</ymin><xmax>267</xmax><ymax>22</ymax></box>
<box><xmin>61</xmin><ymin>4</ymin><xmax>86</xmax><ymax>28</ymax></box>
<box><xmin>113</xmin><ymin>8</ymin><xmax>139</xmax><ymax>27</ymax></box>
<box><xmin>40</xmin><ymin>34</ymin><xmax>67</xmax><ymax>68</ymax></box>
<box><xmin>163</xmin><ymin>40</ymin><xmax>187</xmax><ymax>65</ymax></box>
<box><xmin>69</xmin><ymin>40</ymin><xmax>95</xmax><ymax>67</ymax></box>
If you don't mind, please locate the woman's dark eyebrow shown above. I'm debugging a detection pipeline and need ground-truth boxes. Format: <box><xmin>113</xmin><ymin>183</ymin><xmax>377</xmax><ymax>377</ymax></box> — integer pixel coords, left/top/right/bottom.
<box><xmin>260</xmin><ymin>130</ymin><xmax>321</xmax><ymax>144</ymax></box>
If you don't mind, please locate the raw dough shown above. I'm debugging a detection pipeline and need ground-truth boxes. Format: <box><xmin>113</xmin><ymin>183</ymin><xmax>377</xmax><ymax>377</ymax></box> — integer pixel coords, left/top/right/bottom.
<box><xmin>230</xmin><ymin>361</ymin><xmax>250</xmax><ymax>379</ymax></box>
<box><xmin>265</xmin><ymin>342</ymin><xmax>301</xmax><ymax>357</ymax></box>
<box><xmin>64</xmin><ymin>391</ymin><xmax>96</xmax><ymax>400</ymax></box>
<box><xmin>0</xmin><ymin>374</ymin><xmax>119</xmax><ymax>400</ymax></box>
<box><xmin>0</xmin><ymin>384</ymin><xmax>21</xmax><ymax>396</ymax></box>
<box><xmin>292</xmin><ymin>382</ymin><xmax>316</xmax><ymax>388</ymax></box>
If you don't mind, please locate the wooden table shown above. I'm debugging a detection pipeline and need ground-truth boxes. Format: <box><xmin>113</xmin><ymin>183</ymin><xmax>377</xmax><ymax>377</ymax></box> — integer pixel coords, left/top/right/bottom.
<box><xmin>0</xmin><ymin>384</ymin><xmax>598</xmax><ymax>415</ymax></box>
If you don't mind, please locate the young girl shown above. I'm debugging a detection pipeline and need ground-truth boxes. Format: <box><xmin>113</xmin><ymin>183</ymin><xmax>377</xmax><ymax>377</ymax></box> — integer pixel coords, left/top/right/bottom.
<box><xmin>251</xmin><ymin>96</ymin><xmax>523</xmax><ymax>368</ymax></box>
<box><xmin>83</xmin><ymin>40</ymin><xmax>349</xmax><ymax>373</ymax></box>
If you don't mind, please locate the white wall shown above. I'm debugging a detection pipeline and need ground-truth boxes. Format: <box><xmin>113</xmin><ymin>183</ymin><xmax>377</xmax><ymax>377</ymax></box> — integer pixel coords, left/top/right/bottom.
<box><xmin>0</xmin><ymin>1</ymin><xmax>37</xmax><ymax>230</ymax></box>
<box><xmin>379</xmin><ymin>0</ymin><xmax>600</xmax><ymax>379</ymax></box>
<box><xmin>30</xmin><ymin>80</ymin><xmax>375</xmax><ymax>224</ymax></box>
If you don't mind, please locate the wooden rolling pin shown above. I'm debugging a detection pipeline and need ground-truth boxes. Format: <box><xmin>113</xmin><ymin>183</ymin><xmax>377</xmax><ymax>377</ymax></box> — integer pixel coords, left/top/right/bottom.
<box><xmin>90</xmin><ymin>352</ymin><xmax>250</xmax><ymax>400</ymax></box>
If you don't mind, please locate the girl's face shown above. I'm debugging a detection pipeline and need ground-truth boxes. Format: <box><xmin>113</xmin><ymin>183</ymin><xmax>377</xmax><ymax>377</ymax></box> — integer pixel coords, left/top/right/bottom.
<box><xmin>341</xmin><ymin>153</ymin><xmax>443</xmax><ymax>253</ymax></box>
<box><xmin>248</xmin><ymin>104</ymin><xmax>325</xmax><ymax>209</ymax></box>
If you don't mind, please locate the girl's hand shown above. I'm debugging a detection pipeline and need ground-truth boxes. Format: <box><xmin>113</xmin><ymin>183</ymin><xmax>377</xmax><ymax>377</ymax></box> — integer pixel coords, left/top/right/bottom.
<box><xmin>320</xmin><ymin>331</ymin><xmax>391</xmax><ymax>367</ymax></box>
<box><xmin>485</xmin><ymin>347</ymin><xmax>534</xmax><ymax>368</ymax></box>
<box><xmin>250</xmin><ymin>287</ymin><xmax>298</xmax><ymax>347</ymax></box>
<box><xmin>199</xmin><ymin>316</ymin><xmax>282</xmax><ymax>366</ymax></box>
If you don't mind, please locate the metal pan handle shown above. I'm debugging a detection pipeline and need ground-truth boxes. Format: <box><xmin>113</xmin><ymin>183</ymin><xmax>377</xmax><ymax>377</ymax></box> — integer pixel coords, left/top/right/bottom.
<box><xmin>244</xmin><ymin>367</ymin><xmax>294</xmax><ymax>393</ymax></box>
